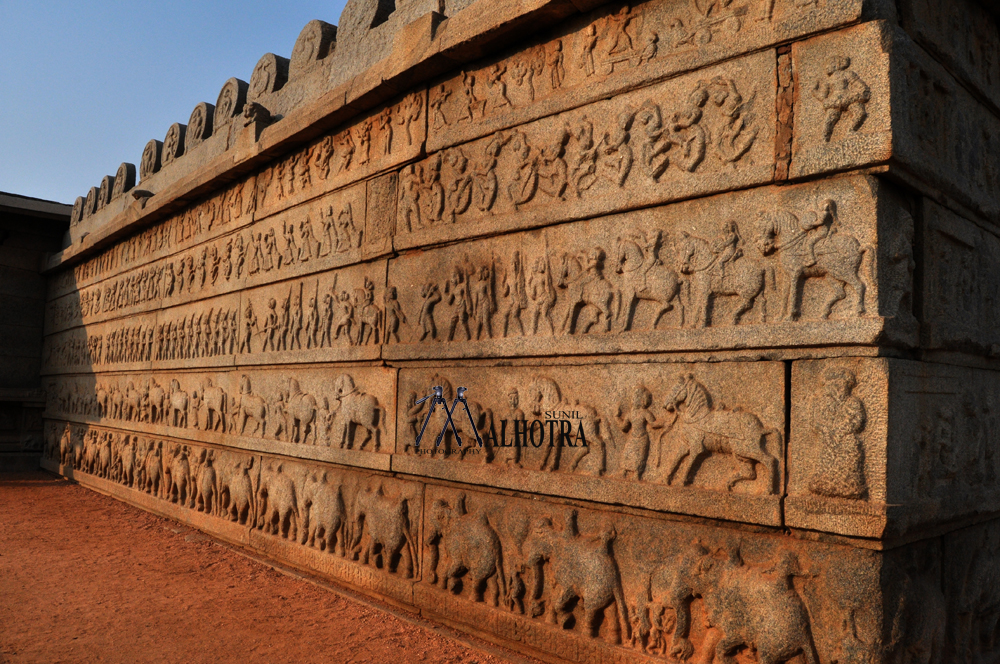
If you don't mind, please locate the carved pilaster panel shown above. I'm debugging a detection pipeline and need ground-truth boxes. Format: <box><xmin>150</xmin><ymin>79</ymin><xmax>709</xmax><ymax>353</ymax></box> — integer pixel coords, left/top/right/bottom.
<box><xmin>789</xmin><ymin>358</ymin><xmax>1000</xmax><ymax>539</ymax></box>
<box><xmin>922</xmin><ymin>200</ymin><xmax>1000</xmax><ymax>355</ymax></box>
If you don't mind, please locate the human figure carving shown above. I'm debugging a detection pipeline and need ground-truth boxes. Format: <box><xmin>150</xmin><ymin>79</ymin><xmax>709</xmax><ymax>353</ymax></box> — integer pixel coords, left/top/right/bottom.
<box><xmin>615</xmin><ymin>385</ymin><xmax>663</xmax><ymax>479</ymax></box>
<box><xmin>486</xmin><ymin>63</ymin><xmax>511</xmax><ymax>109</ymax></box>
<box><xmin>430</xmin><ymin>84</ymin><xmax>451</xmax><ymax>129</ymax></box>
<box><xmin>813</xmin><ymin>55</ymin><xmax>871</xmax><ymax>142</ymax></box>
<box><xmin>756</xmin><ymin>200</ymin><xmax>869</xmax><ymax>321</ymax></box>
<box><xmin>808</xmin><ymin>368</ymin><xmax>867</xmax><ymax>499</ymax></box>
<box><xmin>383</xmin><ymin>286</ymin><xmax>407</xmax><ymax>343</ymax></box>
<box><xmin>419</xmin><ymin>282</ymin><xmax>441</xmax><ymax>341</ymax></box>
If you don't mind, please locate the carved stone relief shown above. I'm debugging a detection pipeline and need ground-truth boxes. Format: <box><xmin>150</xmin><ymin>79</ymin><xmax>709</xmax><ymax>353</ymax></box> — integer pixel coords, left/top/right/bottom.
<box><xmin>403</xmin><ymin>51</ymin><xmax>776</xmax><ymax>250</ymax></box>
<box><xmin>395</xmin><ymin>361</ymin><xmax>784</xmax><ymax>524</ymax></box>
<box><xmin>44</xmin><ymin>414</ymin><xmax>942</xmax><ymax>664</ymax></box>
<box><xmin>237</xmin><ymin>261</ymin><xmax>386</xmax><ymax>363</ymax></box>
<box><xmin>162</xmin><ymin>123</ymin><xmax>187</xmax><ymax>167</ymax></box>
<box><xmin>46</xmin><ymin>177</ymin><xmax>257</xmax><ymax>305</ymax></box>
<box><xmin>290</xmin><ymin>19</ymin><xmax>337</xmax><ymax>77</ymax></box>
<box><xmin>41</xmin><ymin>421</ymin><xmax>417</xmax><ymax>595</ymax></box>
<box><xmin>417</xmin><ymin>484</ymin><xmax>889</xmax><ymax>664</ymax></box>
<box><xmin>793</xmin><ymin>21</ymin><xmax>1000</xmax><ymax>223</ymax></box>
<box><xmin>249</xmin><ymin>53</ymin><xmax>290</xmax><ymax>102</ymax></box>
<box><xmin>187</xmin><ymin>102</ymin><xmax>215</xmax><ymax>150</ymax></box>
<box><xmin>45</xmin><ymin>366</ymin><xmax>395</xmax><ymax>461</ymax></box>
<box><xmin>921</xmin><ymin>200</ymin><xmax>1000</xmax><ymax>354</ymax></box>
<box><xmin>426</xmin><ymin>0</ymin><xmax>865</xmax><ymax>152</ymax></box>
<box><xmin>386</xmin><ymin>175</ymin><xmax>911</xmax><ymax>360</ymax></box>
<box><xmin>250</xmin><ymin>89</ymin><xmax>425</xmax><ymax>222</ymax></box>
<box><xmin>787</xmin><ymin>357</ymin><xmax>887</xmax><ymax>538</ymax></box>
<box><xmin>215</xmin><ymin>77</ymin><xmax>249</xmax><ymax>129</ymax></box>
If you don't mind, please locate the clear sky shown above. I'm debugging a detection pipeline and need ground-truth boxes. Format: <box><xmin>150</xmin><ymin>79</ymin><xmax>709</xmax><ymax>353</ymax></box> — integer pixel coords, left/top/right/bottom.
<box><xmin>0</xmin><ymin>0</ymin><xmax>349</xmax><ymax>204</ymax></box>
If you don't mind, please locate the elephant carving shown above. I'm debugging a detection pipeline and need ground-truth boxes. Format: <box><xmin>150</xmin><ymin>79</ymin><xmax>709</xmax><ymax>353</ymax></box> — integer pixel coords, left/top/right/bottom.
<box><xmin>256</xmin><ymin>461</ymin><xmax>299</xmax><ymax>540</ymax></box>
<box><xmin>523</xmin><ymin>510</ymin><xmax>630</xmax><ymax>645</ymax></box>
<box><xmin>351</xmin><ymin>483</ymin><xmax>417</xmax><ymax>578</ymax></box>
<box><xmin>142</xmin><ymin>441</ymin><xmax>164</xmax><ymax>497</ymax></box>
<box><xmin>665</xmin><ymin>544</ymin><xmax>819</xmax><ymax>664</ymax></box>
<box><xmin>194</xmin><ymin>449</ymin><xmax>218</xmax><ymax>515</ymax></box>
<box><xmin>430</xmin><ymin>494</ymin><xmax>507</xmax><ymax>606</ymax></box>
<box><xmin>300</xmin><ymin>470</ymin><xmax>346</xmax><ymax>554</ymax></box>
<box><xmin>219</xmin><ymin>453</ymin><xmax>256</xmax><ymax>525</ymax></box>
<box><xmin>166</xmin><ymin>445</ymin><xmax>192</xmax><ymax>507</ymax></box>
<box><xmin>59</xmin><ymin>428</ymin><xmax>74</xmax><ymax>467</ymax></box>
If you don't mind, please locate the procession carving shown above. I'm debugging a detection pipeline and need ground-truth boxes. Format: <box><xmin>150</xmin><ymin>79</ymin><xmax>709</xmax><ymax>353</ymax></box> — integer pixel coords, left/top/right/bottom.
<box><xmin>401</xmin><ymin>369</ymin><xmax>782</xmax><ymax>498</ymax></box>
<box><xmin>45</xmin><ymin>416</ymin><xmax>886</xmax><ymax>664</ymax></box>
<box><xmin>40</xmin><ymin>0</ymin><xmax>983</xmax><ymax>661</ymax></box>
<box><xmin>427</xmin><ymin>0</ymin><xmax>831</xmax><ymax>152</ymax></box>
<box><xmin>384</xmin><ymin>195</ymin><xmax>877</xmax><ymax>351</ymax></box>
<box><xmin>48</xmin><ymin>371</ymin><xmax>389</xmax><ymax>453</ymax></box>
<box><xmin>407</xmin><ymin>73</ymin><xmax>763</xmax><ymax>233</ymax></box>
<box><xmin>44</xmin><ymin>423</ymin><xmax>418</xmax><ymax>581</ymax></box>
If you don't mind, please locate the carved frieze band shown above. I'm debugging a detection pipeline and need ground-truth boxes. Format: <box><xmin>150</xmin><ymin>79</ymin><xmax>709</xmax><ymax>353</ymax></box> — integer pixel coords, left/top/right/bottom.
<box><xmin>43</xmin><ymin>175</ymin><xmax>916</xmax><ymax>374</ymax></box>
<box><xmin>42</xmin><ymin>416</ymin><xmax>960</xmax><ymax>664</ymax></box>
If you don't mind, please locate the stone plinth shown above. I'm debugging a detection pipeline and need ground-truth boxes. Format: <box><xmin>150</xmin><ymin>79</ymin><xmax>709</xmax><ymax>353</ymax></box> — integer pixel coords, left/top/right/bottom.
<box><xmin>37</xmin><ymin>0</ymin><xmax>1000</xmax><ymax>661</ymax></box>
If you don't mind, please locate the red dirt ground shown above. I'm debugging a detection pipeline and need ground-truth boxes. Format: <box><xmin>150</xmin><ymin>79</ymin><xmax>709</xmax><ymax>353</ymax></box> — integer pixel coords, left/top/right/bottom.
<box><xmin>0</xmin><ymin>471</ymin><xmax>528</xmax><ymax>664</ymax></box>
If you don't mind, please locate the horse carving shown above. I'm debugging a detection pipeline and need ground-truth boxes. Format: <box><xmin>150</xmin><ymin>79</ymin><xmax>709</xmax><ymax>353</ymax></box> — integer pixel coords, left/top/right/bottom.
<box><xmin>556</xmin><ymin>247</ymin><xmax>618</xmax><ymax>335</ymax></box>
<box><xmin>676</xmin><ymin>226</ymin><xmax>770</xmax><ymax>328</ymax></box>
<box><xmin>168</xmin><ymin>379</ymin><xmax>188</xmax><ymax>428</ymax></box>
<box><xmin>237</xmin><ymin>375</ymin><xmax>268</xmax><ymax>436</ymax></box>
<box><xmin>330</xmin><ymin>374</ymin><xmax>385</xmax><ymax>450</ymax></box>
<box><xmin>282</xmin><ymin>377</ymin><xmax>317</xmax><ymax>444</ymax></box>
<box><xmin>660</xmin><ymin>374</ymin><xmax>780</xmax><ymax>493</ymax></box>
<box><xmin>756</xmin><ymin>200</ymin><xmax>870</xmax><ymax>321</ymax></box>
<box><xmin>200</xmin><ymin>379</ymin><xmax>228</xmax><ymax>433</ymax></box>
<box><xmin>614</xmin><ymin>232</ymin><xmax>682</xmax><ymax>331</ymax></box>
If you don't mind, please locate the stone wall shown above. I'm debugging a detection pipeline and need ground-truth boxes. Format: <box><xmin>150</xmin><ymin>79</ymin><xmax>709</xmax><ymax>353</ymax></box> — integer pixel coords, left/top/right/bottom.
<box><xmin>39</xmin><ymin>0</ymin><xmax>1000</xmax><ymax>661</ymax></box>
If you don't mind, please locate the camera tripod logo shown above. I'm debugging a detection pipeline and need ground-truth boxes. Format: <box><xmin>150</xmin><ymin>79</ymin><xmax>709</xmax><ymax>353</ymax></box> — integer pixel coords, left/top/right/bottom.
<box><xmin>414</xmin><ymin>386</ymin><xmax>484</xmax><ymax>448</ymax></box>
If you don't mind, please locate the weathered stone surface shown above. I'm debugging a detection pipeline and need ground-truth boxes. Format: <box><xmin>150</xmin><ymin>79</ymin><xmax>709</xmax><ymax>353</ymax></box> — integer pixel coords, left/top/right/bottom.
<box><xmin>427</xmin><ymin>0</ymin><xmax>865</xmax><ymax>154</ymax></box>
<box><xmin>793</xmin><ymin>21</ymin><xmax>1000</xmax><ymax>223</ymax></box>
<box><xmin>402</xmin><ymin>50</ymin><xmax>776</xmax><ymax>250</ymax></box>
<box><xmin>898</xmin><ymin>0</ymin><xmax>1000</xmax><ymax>115</ymax></box>
<box><xmin>32</xmin><ymin>0</ymin><xmax>1000</xmax><ymax>659</ymax></box>
<box><xmin>44</xmin><ymin>365</ymin><xmax>396</xmax><ymax>463</ymax></box>
<box><xmin>921</xmin><ymin>199</ymin><xmax>1000</xmax><ymax>355</ymax></box>
<box><xmin>789</xmin><ymin>357</ymin><xmax>1000</xmax><ymax>539</ymax></box>
<box><xmin>40</xmin><ymin>419</ymin><xmax>967</xmax><ymax>664</ymax></box>
<box><xmin>387</xmin><ymin>174</ymin><xmax>915</xmax><ymax>359</ymax></box>
<box><xmin>394</xmin><ymin>361</ymin><xmax>785</xmax><ymax>525</ymax></box>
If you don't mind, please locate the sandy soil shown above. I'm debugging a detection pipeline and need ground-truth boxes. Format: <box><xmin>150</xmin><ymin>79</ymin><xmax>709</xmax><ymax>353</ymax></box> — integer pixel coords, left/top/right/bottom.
<box><xmin>0</xmin><ymin>471</ymin><xmax>524</xmax><ymax>664</ymax></box>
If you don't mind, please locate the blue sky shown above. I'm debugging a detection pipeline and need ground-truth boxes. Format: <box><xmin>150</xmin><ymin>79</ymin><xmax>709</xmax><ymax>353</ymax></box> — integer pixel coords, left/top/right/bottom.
<box><xmin>0</xmin><ymin>1</ymin><xmax>348</xmax><ymax>204</ymax></box>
